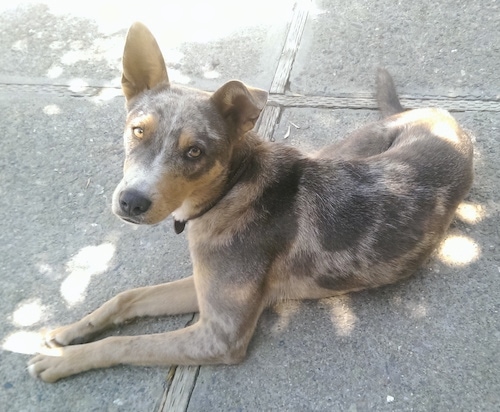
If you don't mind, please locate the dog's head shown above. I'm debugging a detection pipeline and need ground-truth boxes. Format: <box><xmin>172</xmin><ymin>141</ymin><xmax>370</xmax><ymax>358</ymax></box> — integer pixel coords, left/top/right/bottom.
<box><xmin>112</xmin><ymin>22</ymin><xmax>268</xmax><ymax>225</ymax></box>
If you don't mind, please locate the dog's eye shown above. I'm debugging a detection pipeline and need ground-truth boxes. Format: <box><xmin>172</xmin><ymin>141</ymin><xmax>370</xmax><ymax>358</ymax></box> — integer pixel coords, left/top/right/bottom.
<box><xmin>132</xmin><ymin>127</ymin><xmax>144</xmax><ymax>139</ymax></box>
<box><xmin>187</xmin><ymin>146</ymin><xmax>202</xmax><ymax>159</ymax></box>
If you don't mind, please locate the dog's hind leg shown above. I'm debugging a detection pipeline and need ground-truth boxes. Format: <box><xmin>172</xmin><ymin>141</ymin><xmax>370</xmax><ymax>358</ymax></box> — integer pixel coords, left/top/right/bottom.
<box><xmin>44</xmin><ymin>276</ymin><xmax>198</xmax><ymax>347</ymax></box>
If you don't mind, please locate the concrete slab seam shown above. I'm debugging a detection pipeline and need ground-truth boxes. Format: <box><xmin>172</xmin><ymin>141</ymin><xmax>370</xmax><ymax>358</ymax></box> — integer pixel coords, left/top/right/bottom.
<box><xmin>158</xmin><ymin>314</ymin><xmax>200</xmax><ymax>412</ymax></box>
<box><xmin>160</xmin><ymin>1</ymin><xmax>311</xmax><ymax>409</ymax></box>
<box><xmin>270</xmin><ymin>0</ymin><xmax>312</xmax><ymax>94</ymax></box>
<box><xmin>269</xmin><ymin>94</ymin><xmax>500</xmax><ymax>112</ymax></box>
<box><xmin>2</xmin><ymin>82</ymin><xmax>498</xmax><ymax>113</ymax></box>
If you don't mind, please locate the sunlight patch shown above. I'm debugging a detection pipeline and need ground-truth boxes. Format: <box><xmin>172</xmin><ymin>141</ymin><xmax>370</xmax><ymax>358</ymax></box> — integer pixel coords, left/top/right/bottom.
<box><xmin>13</xmin><ymin>300</ymin><xmax>46</xmax><ymax>327</ymax></box>
<box><xmin>30</xmin><ymin>0</ymin><xmax>297</xmax><ymax>39</ymax></box>
<box><xmin>43</xmin><ymin>104</ymin><xmax>61</xmax><ymax>115</ymax></box>
<box><xmin>203</xmin><ymin>70</ymin><xmax>220</xmax><ymax>80</ymax></box>
<box><xmin>2</xmin><ymin>331</ymin><xmax>43</xmax><ymax>355</ymax></box>
<box><xmin>324</xmin><ymin>295</ymin><xmax>357</xmax><ymax>336</ymax></box>
<box><xmin>92</xmin><ymin>86</ymin><xmax>123</xmax><ymax>103</ymax></box>
<box><xmin>61</xmin><ymin>242</ymin><xmax>115</xmax><ymax>306</ymax></box>
<box><xmin>456</xmin><ymin>202</ymin><xmax>485</xmax><ymax>224</ymax></box>
<box><xmin>168</xmin><ymin>68</ymin><xmax>191</xmax><ymax>85</ymax></box>
<box><xmin>432</xmin><ymin>122</ymin><xmax>460</xmax><ymax>144</ymax></box>
<box><xmin>68</xmin><ymin>79</ymin><xmax>89</xmax><ymax>93</ymax></box>
<box><xmin>407</xmin><ymin>302</ymin><xmax>427</xmax><ymax>319</ymax></box>
<box><xmin>46</xmin><ymin>65</ymin><xmax>64</xmax><ymax>79</ymax></box>
<box><xmin>438</xmin><ymin>234</ymin><xmax>480</xmax><ymax>266</ymax></box>
<box><xmin>271</xmin><ymin>300</ymin><xmax>301</xmax><ymax>335</ymax></box>
<box><xmin>37</xmin><ymin>262</ymin><xmax>53</xmax><ymax>276</ymax></box>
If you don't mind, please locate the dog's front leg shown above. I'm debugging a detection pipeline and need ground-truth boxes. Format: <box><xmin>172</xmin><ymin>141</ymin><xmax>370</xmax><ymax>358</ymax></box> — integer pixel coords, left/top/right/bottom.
<box><xmin>28</xmin><ymin>303</ymin><xmax>262</xmax><ymax>383</ymax></box>
<box><xmin>43</xmin><ymin>276</ymin><xmax>198</xmax><ymax>347</ymax></box>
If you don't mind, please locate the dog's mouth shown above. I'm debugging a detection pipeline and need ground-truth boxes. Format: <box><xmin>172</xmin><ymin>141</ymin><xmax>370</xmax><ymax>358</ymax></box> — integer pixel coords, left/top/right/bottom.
<box><xmin>119</xmin><ymin>216</ymin><xmax>141</xmax><ymax>225</ymax></box>
<box><xmin>118</xmin><ymin>215</ymin><xmax>162</xmax><ymax>226</ymax></box>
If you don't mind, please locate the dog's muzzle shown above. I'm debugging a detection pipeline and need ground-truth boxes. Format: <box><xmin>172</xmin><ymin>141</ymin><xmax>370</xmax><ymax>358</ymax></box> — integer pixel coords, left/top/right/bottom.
<box><xmin>118</xmin><ymin>189</ymin><xmax>152</xmax><ymax>221</ymax></box>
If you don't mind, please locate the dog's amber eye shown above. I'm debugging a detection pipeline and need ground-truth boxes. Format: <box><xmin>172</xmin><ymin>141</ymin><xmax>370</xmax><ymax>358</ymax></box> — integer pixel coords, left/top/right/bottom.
<box><xmin>132</xmin><ymin>127</ymin><xmax>144</xmax><ymax>139</ymax></box>
<box><xmin>187</xmin><ymin>146</ymin><xmax>202</xmax><ymax>158</ymax></box>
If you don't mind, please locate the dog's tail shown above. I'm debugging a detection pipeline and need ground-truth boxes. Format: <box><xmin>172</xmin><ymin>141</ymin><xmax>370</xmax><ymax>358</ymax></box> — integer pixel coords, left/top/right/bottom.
<box><xmin>376</xmin><ymin>68</ymin><xmax>404</xmax><ymax>117</ymax></box>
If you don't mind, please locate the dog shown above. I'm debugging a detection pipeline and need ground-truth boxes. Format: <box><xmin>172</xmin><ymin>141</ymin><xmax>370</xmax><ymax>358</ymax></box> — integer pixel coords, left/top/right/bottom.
<box><xmin>28</xmin><ymin>22</ymin><xmax>473</xmax><ymax>382</ymax></box>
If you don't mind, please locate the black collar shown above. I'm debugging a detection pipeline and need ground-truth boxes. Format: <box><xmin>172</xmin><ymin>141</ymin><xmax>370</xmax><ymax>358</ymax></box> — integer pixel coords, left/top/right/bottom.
<box><xmin>173</xmin><ymin>156</ymin><xmax>250</xmax><ymax>234</ymax></box>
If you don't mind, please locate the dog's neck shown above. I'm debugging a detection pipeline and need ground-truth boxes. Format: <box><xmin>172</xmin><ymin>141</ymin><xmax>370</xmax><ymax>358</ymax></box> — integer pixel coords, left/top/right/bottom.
<box><xmin>173</xmin><ymin>143</ymin><xmax>254</xmax><ymax>234</ymax></box>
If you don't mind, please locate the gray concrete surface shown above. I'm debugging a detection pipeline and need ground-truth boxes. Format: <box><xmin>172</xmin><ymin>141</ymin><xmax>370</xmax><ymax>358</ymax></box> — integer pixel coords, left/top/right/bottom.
<box><xmin>1</xmin><ymin>1</ymin><xmax>499</xmax><ymax>411</ymax></box>
<box><xmin>291</xmin><ymin>0</ymin><xmax>500</xmax><ymax>99</ymax></box>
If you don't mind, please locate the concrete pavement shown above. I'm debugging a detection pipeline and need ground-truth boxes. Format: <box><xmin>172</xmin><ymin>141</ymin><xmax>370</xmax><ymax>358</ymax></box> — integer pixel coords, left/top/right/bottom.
<box><xmin>1</xmin><ymin>1</ymin><xmax>499</xmax><ymax>411</ymax></box>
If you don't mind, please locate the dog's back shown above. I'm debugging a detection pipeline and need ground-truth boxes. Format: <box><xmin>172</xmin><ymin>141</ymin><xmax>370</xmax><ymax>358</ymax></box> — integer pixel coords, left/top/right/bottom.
<box><xmin>191</xmin><ymin>70</ymin><xmax>473</xmax><ymax>304</ymax></box>
<box><xmin>286</xmin><ymin>72</ymin><xmax>473</xmax><ymax>299</ymax></box>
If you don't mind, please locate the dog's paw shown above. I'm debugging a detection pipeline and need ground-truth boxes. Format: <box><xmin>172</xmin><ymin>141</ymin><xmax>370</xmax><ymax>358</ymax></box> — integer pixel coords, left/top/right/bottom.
<box><xmin>27</xmin><ymin>347</ymin><xmax>71</xmax><ymax>383</ymax></box>
<box><xmin>42</xmin><ymin>325</ymin><xmax>79</xmax><ymax>348</ymax></box>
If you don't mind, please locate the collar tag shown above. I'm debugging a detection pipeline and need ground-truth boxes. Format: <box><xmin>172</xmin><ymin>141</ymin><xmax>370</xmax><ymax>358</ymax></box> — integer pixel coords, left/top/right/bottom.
<box><xmin>174</xmin><ymin>220</ymin><xmax>186</xmax><ymax>234</ymax></box>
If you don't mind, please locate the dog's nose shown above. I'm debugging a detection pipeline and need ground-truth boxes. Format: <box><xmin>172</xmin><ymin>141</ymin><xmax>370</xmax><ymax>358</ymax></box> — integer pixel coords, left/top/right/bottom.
<box><xmin>119</xmin><ymin>189</ymin><xmax>152</xmax><ymax>216</ymax></box>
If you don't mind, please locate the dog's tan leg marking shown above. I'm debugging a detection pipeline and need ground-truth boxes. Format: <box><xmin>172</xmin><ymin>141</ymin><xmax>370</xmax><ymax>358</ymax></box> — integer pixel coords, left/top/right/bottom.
<box><xmin>29</xmin><ymin>321</ymin><xmax>234</xmax><ymax>383</ymax></box>
<box><xmin>44</xmin><ymin>276</ymin><xmax>198</xmax><ymax>347</ymax></box>
<box><xmin>29</xmin><ymin>296</ymin><xmax>262</xmax><ymax>383</ymax></box>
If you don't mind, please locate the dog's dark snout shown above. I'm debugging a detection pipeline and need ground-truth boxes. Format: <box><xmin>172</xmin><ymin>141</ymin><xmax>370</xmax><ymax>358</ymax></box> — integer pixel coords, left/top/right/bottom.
<box><xmin>119</xmin><ymin>190</ymin><xmax>152</xmax><ymax>216</ymax></box>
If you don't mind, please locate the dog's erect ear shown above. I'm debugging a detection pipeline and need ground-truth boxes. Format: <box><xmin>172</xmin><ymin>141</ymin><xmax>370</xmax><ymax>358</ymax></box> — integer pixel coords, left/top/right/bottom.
<box><xmin>211</xmin><ymin>81</ymin><xmax>268</xmax><ymax>135</ymax></box>
<box><xmin>121</xmin><ymin>22</ymin><xmax>169</xmax><ymax>101</ymax></box>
